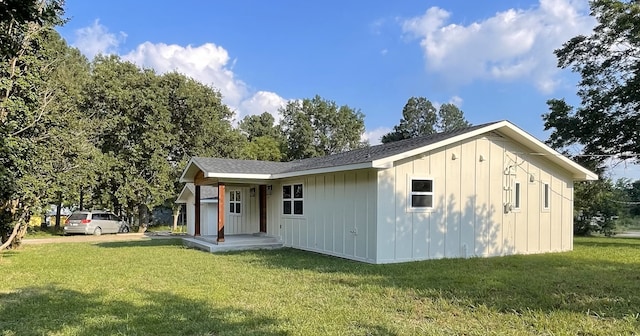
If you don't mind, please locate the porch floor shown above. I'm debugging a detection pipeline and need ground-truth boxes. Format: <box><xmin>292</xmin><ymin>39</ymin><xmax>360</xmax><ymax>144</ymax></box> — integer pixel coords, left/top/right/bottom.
<box><xmin>182</xmin><ymin>233</ymin><xmax>283</xmax><ymax>253</ymax></box>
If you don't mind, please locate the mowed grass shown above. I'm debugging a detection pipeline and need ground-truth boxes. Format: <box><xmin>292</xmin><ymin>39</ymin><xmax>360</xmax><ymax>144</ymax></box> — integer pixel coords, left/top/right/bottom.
<box><xmin>1</xmin><ymin>237</ymin><xmax>639</xmax><ymax>335</ymax></box>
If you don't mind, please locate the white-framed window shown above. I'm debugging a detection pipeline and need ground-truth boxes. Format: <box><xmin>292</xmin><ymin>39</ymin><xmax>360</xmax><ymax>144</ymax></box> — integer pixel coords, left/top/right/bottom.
<box><xmin>513</xmin><ymin>181</ymin><xmax>521</xmax><ymax>210</ymax></box>
<box><xmin>543</xmin><ymin>183</ymin><xmax>550</xmax><ymax>210</ymax></box>
<box><xmin>409</xmin><ymin>178</ymin><xmax>434</xmax><ymax>210</ymax></box>
<box><xmin>229</xmin><ymin>190</ymin><xmax>241</xmax><ymax>214</ymax></box>
<box><xmin>283</xmin><ymin>183</ymin><xmax>303</xmax><ymax>215</ymax></box>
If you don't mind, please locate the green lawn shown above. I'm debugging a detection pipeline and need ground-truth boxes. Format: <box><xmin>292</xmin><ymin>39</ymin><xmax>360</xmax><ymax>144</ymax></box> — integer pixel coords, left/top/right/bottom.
<box><xmin>1</xmin><ymin>237</ymin><xmax>639</xmax><ymax>335</ymax></box>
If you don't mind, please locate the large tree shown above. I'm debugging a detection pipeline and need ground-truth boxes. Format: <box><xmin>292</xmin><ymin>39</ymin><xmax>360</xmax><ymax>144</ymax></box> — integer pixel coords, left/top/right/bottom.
<box><xmin>280</xmin><ymin>95</ymin><xmax>366</xmax><ymax>160</ymax></box>
<box><xmin>543</xmin><ymin>0</ymin><xmax>640</xmax><ymax>168</ymax></box>
<box><xmin>382</xmin><ymin>97</ymin><xmax>471</xmax><ymax>143</ymax></box>
<box><xmin>0</xmin><ymin>0</ymin><xmax>72</xmax><ymax>249</ymax></box>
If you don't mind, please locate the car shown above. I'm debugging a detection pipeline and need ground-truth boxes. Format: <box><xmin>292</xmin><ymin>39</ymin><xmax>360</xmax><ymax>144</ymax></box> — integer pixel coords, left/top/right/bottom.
<box><xmin>64</xmin><ymin>210</ymin><xmax>130</xmax><ymax>236</ymax></box>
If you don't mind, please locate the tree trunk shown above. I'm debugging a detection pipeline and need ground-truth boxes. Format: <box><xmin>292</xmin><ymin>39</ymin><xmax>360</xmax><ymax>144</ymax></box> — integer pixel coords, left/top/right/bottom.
<box><xmin>54</xmin><ymin>191</ymin><xmax>62</xmax><ymax>229</ymax></box>
<box><xmin>137</xmin><ymin>204</ymin><xmax>149</xmax><ymax>233</ymax></box>
<box><xmin>79</xmin><ymin>187</ymin><xmax>84</xmax><ymax>211</ymax></box>
<box><xmin>172</xmin><ymin>207</ymin><xmax>180</xmax><ymax>232</ymax></box>
<box><xmin>0</xmin><ymin>202</ymin><xmax>30</xmax><ymax>252</ymax></box>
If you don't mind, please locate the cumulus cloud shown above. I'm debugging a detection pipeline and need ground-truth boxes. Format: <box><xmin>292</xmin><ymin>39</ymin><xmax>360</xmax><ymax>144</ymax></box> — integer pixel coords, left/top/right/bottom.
<box><xmin>239</xmin><ymin>91</ymin><xmax>288</xmax><ymax>123</ymax></box>
<box><xmin>72</xmin><ymin>19</ymin><xmax>126</xmax><ymax>60</ymax></box>
<box><xmin>402</xmin><ymin>0</ymin><xmax>595</xmax><ymax>93</ymax></box>
<box><xmin>362</xmin><ymin>126</ymin><xmax>392</xmax><ymax>145</ymax></box>
<box><xmin>123</xmin><ymin>42</ymin><xmax>249</xmax><ymax>109</ymax></box>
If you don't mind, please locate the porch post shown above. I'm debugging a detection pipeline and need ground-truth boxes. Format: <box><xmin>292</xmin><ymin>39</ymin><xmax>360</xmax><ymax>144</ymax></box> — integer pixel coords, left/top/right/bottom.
<box><xmin>194</xmin><ymin>185</ymin><xmax>201</xmax><ymax>236</ymax></box>
<box><xmin>259</xmin><ymin>185</ymin><xmax>267</xmax><ymax>233</ymax></box>
<box><xmin>217</xmin><ymin>182</ymin><xmax>225</xmax><ymax>242</ymax></box>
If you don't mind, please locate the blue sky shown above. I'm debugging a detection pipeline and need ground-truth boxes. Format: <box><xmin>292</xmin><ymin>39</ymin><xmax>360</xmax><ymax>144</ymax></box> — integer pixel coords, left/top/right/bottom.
<box><xmin>56</xmin><ymin>0</ymin><xmax>639</xmax><ymax>179</ymax></box>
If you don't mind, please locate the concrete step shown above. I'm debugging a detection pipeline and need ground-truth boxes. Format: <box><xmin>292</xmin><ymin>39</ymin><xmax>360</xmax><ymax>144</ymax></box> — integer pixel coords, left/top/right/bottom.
<box><xmin>182</xmin><ymin>237</ymin><xmax>283</xmax><ymax>253</ymax></box>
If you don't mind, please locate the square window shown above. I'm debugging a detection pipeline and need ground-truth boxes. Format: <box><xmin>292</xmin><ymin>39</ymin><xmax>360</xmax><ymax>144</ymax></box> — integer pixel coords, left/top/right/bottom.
<box><xmin>230</xmin><ymin>192</ymin><xmax>235</xmax><ymax>202</ymax></box>
<box><xmin>235</xmin><ymin>191</ymin><xmax>241</xmax><ymax>201</ymax></box>
<box><xmin>236</xmin><ymin>203</ymin><xmax>241</xmax><ymax>213</ymax></box>
<box><xmin>409</xmin><ymin>178</ymin><xmax>434</xmax><ymax>210</ymax></box>
<box><xmin>229</xmin><ymin>203</ymin><xmax>234</xmax><ymax>213</ymax></box>
<box><xmin>412</xmin><ymin>180</ymin><xmax>432</xmax><ymax>192</ymax></box>
<box><xmin>283</xmin><ymin>185</ymin><xmax>291</xmax><ymax>199</ymax></box>
<box><xmin>294</xmin><ymin>184</ymin><xmax>303</xmax><ymax>198</ymax></box>
<box><xmin>294</xmin><ymin>200</ymin><xmax>303</xmax><ymax>215</ymax></box>
<box><xmin>283</xmin><ymin>201</ymin><xmax>292</xmax><ymax>214</ymax></box>
<box><xmin>411</xmin><ymin>195</ymin><xmax>432</xmax><ymax>208</ymax></box>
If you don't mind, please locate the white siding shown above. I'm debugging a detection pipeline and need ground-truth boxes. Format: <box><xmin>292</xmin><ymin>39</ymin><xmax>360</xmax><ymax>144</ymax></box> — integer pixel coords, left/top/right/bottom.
<box><xmin>272</xmin><ymin>170</ymin><xmax>377</xmax><ymax>263</ymax></box>
<box><xmin>375</xmin><ymin>134</ymin><xmax>575</xmax><ymax>263</ymax></box>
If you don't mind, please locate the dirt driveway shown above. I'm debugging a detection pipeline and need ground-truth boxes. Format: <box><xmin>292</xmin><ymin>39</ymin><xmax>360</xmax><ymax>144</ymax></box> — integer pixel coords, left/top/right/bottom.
<box><xmin>21</xmin><ymin>232</ymin><xmax>180</xmax><ymax>245</ymax></box>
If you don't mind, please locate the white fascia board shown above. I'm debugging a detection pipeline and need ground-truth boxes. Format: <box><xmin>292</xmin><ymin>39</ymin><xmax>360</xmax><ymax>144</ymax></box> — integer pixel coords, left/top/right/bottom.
<box><xmin>497</xmin><ymin>125</ymin><xmax>598</xmax><ymax>181</ymax></box>
<box><xmin>272</xmin><ymin>162</ymin><xmax>374</xmax><ymax>179</ymax></box>
<box><xmin>205</xmin><ymin>172</ymin><xmax>273</xmax><ymax>180</ymax></box>
<box><xmin>371</xmin><ymin>122</ymin><xmax>507</xmax><ymax>168</ymax></box>
<box><xmin>175</xmin><ymin>184</ymin><xmax>192</xmax><ymax>203</ymax></box>
<box><xmin>179</xmin><ymin>158</ymin><xmax>209</xmax><ymax>183</ymax></box>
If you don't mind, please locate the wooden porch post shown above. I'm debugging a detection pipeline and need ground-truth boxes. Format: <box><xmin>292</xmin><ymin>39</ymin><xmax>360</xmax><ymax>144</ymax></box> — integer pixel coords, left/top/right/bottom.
<box><xmin>194</xmin><ymin>185</ymin><xmax>201</xmax><ymax>236</ymax></box>
<box><xmin>217</xmin><ymin>182</ymin><xmax>225</xmax><ymax>242</ymax></box>
<box><xmin>259</xmin><ymin>185</ymin><xmax>267</xmax><ymax>233</ymax></box>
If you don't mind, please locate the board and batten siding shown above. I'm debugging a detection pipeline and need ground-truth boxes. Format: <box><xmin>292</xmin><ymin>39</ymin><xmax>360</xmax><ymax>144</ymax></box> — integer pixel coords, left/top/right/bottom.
<box><xmin>376</xmin><ymin>134</ymin><xmax>574</xmax><ymax>263</ymax></box>
<box><xmin>270</xmin><ymin>170</ymin><xmax>377</xmax><ymax>263</ymax></box>
<box><xmin>224</xmin><ymin>186</ymin><xmax>259</xmax><ymax>234</ymax></box>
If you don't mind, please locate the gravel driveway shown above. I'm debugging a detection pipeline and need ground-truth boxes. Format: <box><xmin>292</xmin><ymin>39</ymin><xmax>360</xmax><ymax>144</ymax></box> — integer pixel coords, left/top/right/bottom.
<box><xmin>21</xmin><ymin>232</ymin><xmax>179</xmax><ymax>245</ymax></box>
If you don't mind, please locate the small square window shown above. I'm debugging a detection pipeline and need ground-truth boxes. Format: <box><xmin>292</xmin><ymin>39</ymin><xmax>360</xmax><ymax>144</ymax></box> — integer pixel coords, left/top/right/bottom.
<box><xmin>283</xmin><ymin>201</ymin><xmax>291</xmax><ymax>214</ymax></box>
<box><xmin>294</xmin><ymin>184</ymin><xmax>303</xmax><ymax>198</ymax></box>
<box><xmin>283</xmin><ymin>185</ymin><xmax>291</xmax><ymax>199</ymax></box>
<box><xmin>409</xmin><ymin>178</ymin><xmax>434</xmax><ymax>209</ymax></box>
<box><xmin>294</xmin><ymin>200</ymin><xmax>303</xmax><ymax>215</ymax></box>
<box><xmin>283</xmin><ymin>184</ymin><xmax>303</xmax><ymax>215</ymax></box>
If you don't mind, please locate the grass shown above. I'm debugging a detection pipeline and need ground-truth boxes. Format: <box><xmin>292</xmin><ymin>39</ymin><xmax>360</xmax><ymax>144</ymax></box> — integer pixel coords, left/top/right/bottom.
<box><xmin>1</xmin><ymin>237</ymin><xmax>639</xmax><ymax>335</ymax></box>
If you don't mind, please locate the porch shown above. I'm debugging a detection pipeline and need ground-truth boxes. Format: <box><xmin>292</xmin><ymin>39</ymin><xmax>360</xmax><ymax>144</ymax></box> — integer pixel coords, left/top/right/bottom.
<box><xmin>183</xmin><ymin>233</ymin><xmax>282</xmax><ymax>253</ymax></box>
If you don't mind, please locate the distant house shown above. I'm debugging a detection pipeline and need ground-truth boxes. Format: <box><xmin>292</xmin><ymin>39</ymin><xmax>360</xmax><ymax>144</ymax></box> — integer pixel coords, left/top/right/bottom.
<box><xmin>179</xmin><ymin>121</ymin><xmax>597</xmax><ymax>264</ymax></box>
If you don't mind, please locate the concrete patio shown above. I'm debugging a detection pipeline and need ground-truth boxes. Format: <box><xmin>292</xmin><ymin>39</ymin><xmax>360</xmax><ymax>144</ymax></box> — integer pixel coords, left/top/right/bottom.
<box><xmin>182</xmin><ymin>233</ymin><xmax>283</xmax><ymax>253</ymax></box>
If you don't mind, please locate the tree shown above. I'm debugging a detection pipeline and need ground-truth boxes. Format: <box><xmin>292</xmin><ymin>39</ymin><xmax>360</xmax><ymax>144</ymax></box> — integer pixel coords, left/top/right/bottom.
<box><xmin>382</xmin><ymin>97</ymin><xmax>471</xmax><ymax>143</ymax></box>
<box><xmin>543</xmin><ymin>0</ymin><xmax>640</xmax><ymax>169</ymax></box>
<box><xmin>280</xmin><ymin>95</ymin><xmax>366</xmax><ymax>160</ymax></box>
<box><xmin>240</xmin><ymin>136</ymin><xmax>283</xmax><ymax>161</ymax></box>
<box><xmin>238</xmin><ymin>112</ymin><xmax>281</xmax><ymax>141</ymax></box>
<box><xmin>0</xmin><ymin>0</ymin><xmax>68</xmax><ymax>250</ymax></box>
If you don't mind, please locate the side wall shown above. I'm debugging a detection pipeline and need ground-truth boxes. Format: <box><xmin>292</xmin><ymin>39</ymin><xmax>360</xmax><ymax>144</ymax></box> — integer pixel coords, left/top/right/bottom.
<box><xmin>266</xmin><ymin>170</ymin><xmax>378</xmax><ymax>263</ymax></box>
<box><xmin>376</xmin><ymin>134</ymin><xmax>574</xmax><ymax>263</ymax></box>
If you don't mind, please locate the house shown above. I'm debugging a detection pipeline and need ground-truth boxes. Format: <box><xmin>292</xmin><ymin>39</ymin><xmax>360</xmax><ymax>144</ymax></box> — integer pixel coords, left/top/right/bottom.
<box><xmin>179</xmin><ymin>120</ymin><xmax>597</xmax><ymax>264</ymax></box>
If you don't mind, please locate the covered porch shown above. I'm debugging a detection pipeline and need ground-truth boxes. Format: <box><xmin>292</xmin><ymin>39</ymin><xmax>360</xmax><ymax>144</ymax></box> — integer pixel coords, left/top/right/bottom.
<box><xmin>179</xmin><ymin>161</ymin><xmax>274</xmax><ymax>244</ymax></box>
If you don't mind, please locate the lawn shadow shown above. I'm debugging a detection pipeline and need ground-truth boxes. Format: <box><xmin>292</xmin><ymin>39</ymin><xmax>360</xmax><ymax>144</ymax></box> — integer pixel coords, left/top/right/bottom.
<box><xmin>0</xmin><ymin>285</ymin><xmax>288</xmax><ymax>336</ymax></box>
<box><xmin>95</xmin><ymin>238</ymin><xmax>183</xmax><ymax>249</ymax></box>
<box><xmin>240</xmin><ymin>243</ymin><xmax>640</xmax><ymax>320</ymax></box>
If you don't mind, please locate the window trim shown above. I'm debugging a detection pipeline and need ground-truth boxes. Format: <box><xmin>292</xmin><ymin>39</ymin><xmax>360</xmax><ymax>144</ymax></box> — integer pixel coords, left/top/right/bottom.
<box><xmin>282</xmin><ymin>183</ymin><xmax>304</xmax><ymax>216</ymax></box>
<box><xmin>542</xmin><ymin>182</ymin><xmax>550</xmax><ymax>211</ymax></box>
<box><xmin>229</xmin><ymin>190</ymin><xmax>242</xmax><ymax>215</ymax></box>
<box><xmin>407</xmin><ymin>176</ymin><xmax>434</xmax><ymax>212</ymax></box>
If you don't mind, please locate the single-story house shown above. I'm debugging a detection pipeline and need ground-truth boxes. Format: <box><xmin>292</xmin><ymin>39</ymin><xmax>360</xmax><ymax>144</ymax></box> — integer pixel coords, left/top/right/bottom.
<box><xmin>179</xmin><ymin>120</ymin><xmax>597</xmax><ymax>264</ymax></box>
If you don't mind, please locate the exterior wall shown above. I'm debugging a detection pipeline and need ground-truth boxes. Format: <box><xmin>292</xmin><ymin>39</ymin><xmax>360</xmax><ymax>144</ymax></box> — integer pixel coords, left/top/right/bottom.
<box><xmin>376</xmin><ymin>134</ymin><xmax>574</xmax><ymax>263</ymax></box>
<box><xmin>184</xmin><ymin>193</ymin><xmax>217</xmax><ymax>236</ymax></box>
<box><xmin>224</xmin><ymin>186</ymin><xmax>259</xmax><ymax>234</ymax></box>
<box><xmin>267</xmin><ymin>170</ymin><xmax>377</xmax><ymax>263</ymax></box>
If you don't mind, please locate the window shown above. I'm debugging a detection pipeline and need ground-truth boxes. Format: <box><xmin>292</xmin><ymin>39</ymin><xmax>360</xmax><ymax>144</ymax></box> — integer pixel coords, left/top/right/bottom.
<box><xmin>283</xmin><ymin>184</ymin><xmax>303</xmax><ymax>215</ymax></box>
<box><xmin>410</xmin><ymin>178</ymin><xmax>433</xmax><ymax>209</ymax></box>
<box><xmin>514</xmin><ymin>182</ymin><xmax>521</xmax><ymax>210</ymax></box>
<box><xmin>543</xmin><ymin>183</ymin><xmax>550</xmax><ymax>210</ymax></box>
<box><xmin>229</xmin><ymin>190</ymin><xmax>241</xmax><ymax>214</ymax></box>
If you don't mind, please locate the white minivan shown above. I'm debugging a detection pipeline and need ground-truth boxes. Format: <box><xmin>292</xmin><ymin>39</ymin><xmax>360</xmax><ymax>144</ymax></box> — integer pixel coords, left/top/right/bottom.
<box><xmin>64</xmin><ymin>210</ymin><xmax>130</xmax><ymax>235</ymax></box>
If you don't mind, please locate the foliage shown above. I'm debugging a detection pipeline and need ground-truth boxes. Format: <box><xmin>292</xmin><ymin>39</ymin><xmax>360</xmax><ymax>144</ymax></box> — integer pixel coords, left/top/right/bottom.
<box><xmin>238</xmin><ymin>112</ymin><xmax>281</xmax><ymax>141</ymax></box>
<box><xmin>572</xmin><ymin>178</ymin><xmax>625</xmax><ymax>236</ymax></box>
<box><xmin>280</xmin><ymin>95</ymin><xmax>366</xmax><ymax>160</ymax></box>
<box><xmin>543</xmin><ymin>0</ymin><xmax>640</xmax><ymax>169</ymax></box>
<box><xmin>240</xmin><ymin>136</ymin><xmax>283</xmax><ymax>161</ymax></box>
<box><xmin>1</xmin><ymin>237</ymin><xmax>640</xmax><ymax>335</ymax></box>
<box><xmin>382</xmin><ymin>97</ymin><xmax>471</xmax><ymax>143</ymax></box>
<box><xmin>0</xmin><ymin>0</ymin><xmax>69</xmax><ymax>248</ymax></box>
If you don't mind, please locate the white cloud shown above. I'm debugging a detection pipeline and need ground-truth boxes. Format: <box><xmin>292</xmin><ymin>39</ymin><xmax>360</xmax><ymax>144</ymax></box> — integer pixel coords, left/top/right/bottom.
<box><xmin>402</xmin><ymin>0</ymin><xmax>595</xmax><ymax>93</ymax></box>
<box><xmin>123</xmin><ymin>42</ymin><xmax>248</xmax><ymax>109</ymax></box>
<box><xmin>238</xmin><ymin>91</ymin><xmax>288</xmax><ymax>123</ymax></box>
<box><xmin>362</xmin><ymin>126</ymin><xmax>392</xmax><ymax>145</ymax></box>
<box><xmin>72</xmin><ymin>19</ymin><xmax>126</xmax><ymax>60</ymax></box>
<box><xmin>449</xmin><ymin>95</ymin><xmax>463</xmax><ymax>107</ymax></box>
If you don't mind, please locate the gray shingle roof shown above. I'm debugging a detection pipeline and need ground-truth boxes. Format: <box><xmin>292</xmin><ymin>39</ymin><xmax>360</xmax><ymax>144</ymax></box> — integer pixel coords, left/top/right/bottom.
<box><xmin>193</xmin><ymin>121</ymin><xmax>500</xmax><ymax>176</ymax></box>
